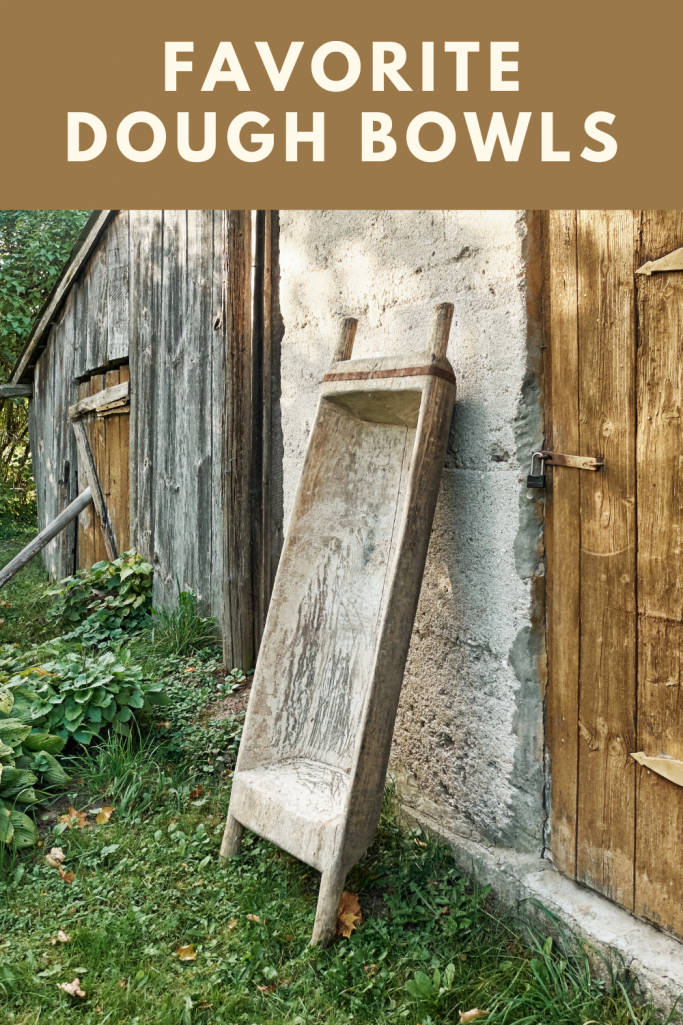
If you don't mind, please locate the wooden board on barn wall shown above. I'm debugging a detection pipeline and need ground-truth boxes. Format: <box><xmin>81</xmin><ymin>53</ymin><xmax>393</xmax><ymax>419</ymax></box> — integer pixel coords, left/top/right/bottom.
<box><xmin>76</xmin><ymin>367</ymin><xmax>130</xmax><ymax>570</ymax></box>
<box><xmin>148</xmin><ymin>210</ymin><xmax>226</xmax><ymax>617</ymax></box>
<box><xmin>31</xmin><ymin>290</ymin><xmax>79</xmax><ymax>580</ymax></box>
<box><xmin>634</xmin><ymin>210</ymin><xmax>683</xmax><ymax>935</ymax></box>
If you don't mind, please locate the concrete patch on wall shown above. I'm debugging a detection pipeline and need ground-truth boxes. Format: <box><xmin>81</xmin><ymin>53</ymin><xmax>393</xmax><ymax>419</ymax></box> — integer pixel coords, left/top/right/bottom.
<box><xmin>278</xmin><ymin>209</ymin><xmax>544</xmax><ymax>856</ymax></box>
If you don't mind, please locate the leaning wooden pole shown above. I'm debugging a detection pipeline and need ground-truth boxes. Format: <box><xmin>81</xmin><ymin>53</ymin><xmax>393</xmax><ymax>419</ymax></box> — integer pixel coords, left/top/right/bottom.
<box><xmin>0</xmin><ymin>488</ymin><xmax>93</xmax><ymax>589</ymax></box>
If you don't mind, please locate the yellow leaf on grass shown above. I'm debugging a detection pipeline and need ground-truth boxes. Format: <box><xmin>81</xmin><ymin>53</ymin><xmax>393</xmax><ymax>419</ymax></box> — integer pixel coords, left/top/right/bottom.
<box><xmin>256</xmin><ymin>984</ymin><xmax>277</xmax><ymax>993</ymax></box>
<box><xmin>459</xmin><ymin>1010</ymin><xmax>490</xmax><ymax>1023</ymax></box>
<box><xmin>177</xmin><ymin>944</ymin><xmax>197</xmax><ymax>961</ymax></box>
<box><xmin>189</xmin><ymin>784</ymin><xmax>204</xmax><ymax>800</ymax></box>
<box><xmin>228</xmin><ymin>917</ymin><xmax>238</xmax><ymax>931</ymax></box>
<box><xmin>414</xmin><ymin>838</ymin><xmax>428</xmax><ymax>848</ymax></box>
<box><xmin>363</xmin><ymin>964</ymin><xmax>377</xmax><ymax>975</ymax></box>
<box><xmin>57</xmin><ymin>978</ymin><xmax>86</xmax><ymax>998</ymax></box>
<box><xmin>335</xmin><ymin>892</ymin><xmax>362</xmax><ymax>940</ymax></box>
<box><xmin>96</xmin><ymin>806</ymin><xmax>114</xmax><ymax>825</ymax></box>
<box><xmin>46</xmin><ymin>847</ymin><xmax>66</xmax><ymax>868</ymax></box>
<box><xmin>246</xmin><ymin>914</ymin><xmax>260</xmax><ymax>923</ymax></box>
<box><xmin>58</xmin><ymin>867</ymin><xmax>75</xmax><ymax>883</ymax></box>
<box><xmin>59</xmin><ymin>807</ymin><xmax>88</xmax><ymax>830</ymax></box>
<box><xmin>56</xmin><ymin>930</ymin><xmax>71</xmax><ymax>943</ymax></box>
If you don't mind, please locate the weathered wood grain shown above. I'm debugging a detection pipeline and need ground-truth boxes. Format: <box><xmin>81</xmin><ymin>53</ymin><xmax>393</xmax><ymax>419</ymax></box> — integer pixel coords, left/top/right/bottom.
<box><xmin>546</xmin><ymin>210</ymin><xmax>581</xmax><ymax>879</ymax></box>
<box><xmin>575</xmin><ymin>210</ymin><xmax>637</xmax><ymax>909</ymax></box>
<box><xmin>128</xmin><ymin>210</ymin><xmax>162</xmax><ymax>565</ymax></box>
<box><xmin>107</xmin><ymin>211</ymin><xmax>130</xmax><ymax>362</ymax></box>
<box><xmin>224</xmin><ymin>306</ymin><xmax>456</xmax><ymax>945</ymax></box>
<box><xmin>223</xmin><ymin>210</ymin><xmax>254</xmax><ymax>669</ymax></box>
<box><xmin>68</xmin><ymin>381</ymin><xmax>129</xmax><ymax>419</ymax></box>
<box><xmin>0</xmin><ymin>488</ymin><xmax>92</xmax><ymax>589</ymax></box>
<box><xmin>634</xmin><ymin>210</ymin><xmax>683</xmax><ymax>934</ymax></box>
<box><xmin>0</xmin><ymin>385</ymin><xmax>31</xmax><ymax>398</ymax></box>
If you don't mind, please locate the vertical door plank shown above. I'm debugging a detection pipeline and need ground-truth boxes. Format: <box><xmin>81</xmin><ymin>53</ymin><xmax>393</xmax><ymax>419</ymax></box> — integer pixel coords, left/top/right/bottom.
<box><xmin>547</xmin><ymin>210</ymin><xmax>581</xmax><ymax>878</ymax></box>
<box><xmin>635</xmin><ymin>210</ymin><xmax>683</xmax><ymax>933</ymax></box>
<box><xmin>88</xmin><ymin>374</ymin><xmax>108</xmax><ymax>564</ymax></box>
<box><xmin>575</xmin><ymin>210</ymin><xmax>637</xmax><ymax>909</ymax></box>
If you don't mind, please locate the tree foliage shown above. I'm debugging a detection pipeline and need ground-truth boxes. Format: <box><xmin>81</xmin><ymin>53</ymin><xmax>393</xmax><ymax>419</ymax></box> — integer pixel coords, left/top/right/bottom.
<box><xmin>0</xmin><ymin>210</ymin><xmax>90</xmax><ymax>379</ymax></box>
<box><xmin>0</xmin><ymin>210</ymin><xmax>91</xmax><ymax>522</ymax></box>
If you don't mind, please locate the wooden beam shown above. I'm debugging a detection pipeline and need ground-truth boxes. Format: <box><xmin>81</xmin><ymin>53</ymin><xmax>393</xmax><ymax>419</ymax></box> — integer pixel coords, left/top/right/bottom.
<box><xmin>0</xmin><ymin>384</ymin><xmax>32</xmax><ymax>398</ymax></box>
<box><xmin>11</xmin><ymin>211</ymin><xmax>115</xmax><ymax>384</ymax></box>
<box><xmin>72</xmin><ymin>420</ymin><xmax>118</xmax><ymax>561</ymax></box>
<box><xmin>0</xmin><ymin>488</ymin><xmax>92</xmax><ymax>589</ymax></box>
<box><xmin>68</xmin><ymin>380</ymin><xmax>129</xmax><ymax>419</ymax></box>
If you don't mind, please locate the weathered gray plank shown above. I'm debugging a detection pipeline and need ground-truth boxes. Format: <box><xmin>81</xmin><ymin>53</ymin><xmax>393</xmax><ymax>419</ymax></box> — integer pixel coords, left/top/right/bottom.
<box><xmin>129</xmin><ymin>210</ymin><xmax>162</xmax><ymax>564</ymax></box>
<box><xmin>223</xmin><ymin>210</ymin><xmax>254</xmax><ymax>669</ymax></box>
<box><xmin>85</xmin><ymin>239</ymin><xmax>108</xmax><ymax>374</ymax></box>
<box><xmin>0</xmin><ymin>385</ymin><xmax>31</xmax><ymax>398</ymax></box>
<box><xmin>107</xmin><ymin>211</ymin><xmax>130</xmax><ymax>362</ymax></box>
<box><xmin>210</xmin><ymin>210</ymin><xmax>227</xmax><ymax>638</ymax></box>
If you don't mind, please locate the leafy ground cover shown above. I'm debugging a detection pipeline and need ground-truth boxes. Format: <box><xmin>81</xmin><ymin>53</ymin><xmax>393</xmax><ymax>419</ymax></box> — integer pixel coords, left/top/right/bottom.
<box><xmin>0</xmin><ymin>531</ymin><xmax>678</xmax><ymax>1025</ymax></box>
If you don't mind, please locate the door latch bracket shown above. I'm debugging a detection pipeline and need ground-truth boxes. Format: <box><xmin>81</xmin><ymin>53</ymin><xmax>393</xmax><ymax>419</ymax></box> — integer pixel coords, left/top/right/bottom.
<box><xmin>539</xmin><ymin>451</ymin><xmax>605</xmax><ymax>471</ymax></box>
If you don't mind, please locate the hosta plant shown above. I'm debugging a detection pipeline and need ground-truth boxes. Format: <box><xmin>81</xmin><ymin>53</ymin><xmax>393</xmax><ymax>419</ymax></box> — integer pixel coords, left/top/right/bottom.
<box><xmin>0</xmin><ymin>681</ymin><xmax>68</xmax><ymax>848</ymax></box>
<box><xmin>13</xmin><ymin>650</ymin><xmax>168</xmax><ymax>745</ymax></box>
<box><xmin>45</xmin><ymin>550</ymin><xmax>154</xmax><ymax>648</ymax></box>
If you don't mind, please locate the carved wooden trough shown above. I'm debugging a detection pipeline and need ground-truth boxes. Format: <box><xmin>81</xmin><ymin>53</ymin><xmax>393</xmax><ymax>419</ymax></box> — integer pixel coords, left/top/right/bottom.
<box><xmin>221</xmin><ymin>303</ymin><xmax>456</xmax><ymax>944</ymax></box>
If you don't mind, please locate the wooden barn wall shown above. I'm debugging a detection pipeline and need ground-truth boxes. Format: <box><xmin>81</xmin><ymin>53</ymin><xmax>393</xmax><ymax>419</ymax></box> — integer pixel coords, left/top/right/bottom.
<box><xmin>31</xmin><ymin>210</ymin><xmax>229</xmax><ymax>626</ymax></box>
<box><xmin>30</xmin><ymin>287</ymin><xmax>80</xmax><ymax>580</ymax></box>
<box><xmin>128</xmin><ymin>209</ymin><xmax>227</xmax><ymax>617</ymax></box>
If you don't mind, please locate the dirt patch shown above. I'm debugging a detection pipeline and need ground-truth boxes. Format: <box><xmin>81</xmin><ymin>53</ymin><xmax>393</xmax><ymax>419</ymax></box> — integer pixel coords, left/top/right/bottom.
<box><xmin>36</xmin><ymin>789</ymin><xmax>114</xmax><ymax>840</ymax></box>
<box><xmin>361</xmin><ymin>887</ymin><xmax>389</xmax><ymax>919</ymax></box>
<box><xmin>205</xmin><ymin>680</ymin><xmax>253</xmax><ymax>720</ymax></box>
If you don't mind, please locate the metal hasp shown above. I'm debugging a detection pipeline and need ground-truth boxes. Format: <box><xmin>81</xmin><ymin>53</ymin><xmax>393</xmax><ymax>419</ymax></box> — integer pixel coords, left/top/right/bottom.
<box><xmin>220</xmin><ymin>303</ymin><xmax>456</xmax><ymax>946</ymax></box>
<box><xmin>539</xmin><ymin>451</ymin><xmax>605</xmax><ymax>471</ymax></box>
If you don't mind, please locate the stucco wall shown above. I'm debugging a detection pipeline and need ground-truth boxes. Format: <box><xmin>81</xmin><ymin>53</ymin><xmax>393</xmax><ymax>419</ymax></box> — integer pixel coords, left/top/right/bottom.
<box><xmin>277</xmin><ymin>209</ymin><xmax>545</xmax><ymax>856</ymax></box>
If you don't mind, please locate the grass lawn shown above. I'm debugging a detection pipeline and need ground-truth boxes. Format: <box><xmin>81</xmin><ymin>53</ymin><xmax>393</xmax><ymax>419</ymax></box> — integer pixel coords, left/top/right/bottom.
<box><xmin>0</xmin><ymin>527</ymin><xmax>677</xmax><ymax>1025</ymax></box>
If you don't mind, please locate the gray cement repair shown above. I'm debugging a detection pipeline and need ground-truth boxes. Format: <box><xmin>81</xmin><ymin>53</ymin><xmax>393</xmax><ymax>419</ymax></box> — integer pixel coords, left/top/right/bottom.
<box><xmin>276</xmin><ymin>209</ymin><xmax>683</xmax><ymax>1010</ymax></box>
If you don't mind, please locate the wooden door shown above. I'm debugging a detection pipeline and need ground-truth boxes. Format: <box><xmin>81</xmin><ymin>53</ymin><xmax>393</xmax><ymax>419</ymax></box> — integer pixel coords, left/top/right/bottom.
<box><xmin>546</xmin><ymin>210</ymin><xmax>683</xmax><ymax>935</ymax></box>
<box><xmin>76</xmin><ymin>366</ymin><xmax>130</xmax><ymax>568</ymax></box>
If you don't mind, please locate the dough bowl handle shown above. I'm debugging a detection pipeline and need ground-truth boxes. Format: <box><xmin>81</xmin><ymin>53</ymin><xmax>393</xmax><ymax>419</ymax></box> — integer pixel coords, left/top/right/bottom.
<box><xmin>428</xmin><ymin>302</ymin><xmax>454</xmax><ymax>361</ymax></box>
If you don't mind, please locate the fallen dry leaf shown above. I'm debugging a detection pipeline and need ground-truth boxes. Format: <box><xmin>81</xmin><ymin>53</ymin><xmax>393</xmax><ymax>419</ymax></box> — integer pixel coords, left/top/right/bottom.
<box><xmin>284</xmin><ymin>934</ymin><xmax>294</xmax><ymax>942</ymax></box>
<box><xmin>336</xmin><ymin>891</ymin><xmax>362</xmax><ymax>939</ymax></box>
<box><xmin>442</xmin><ymin>905</ymin><xmax>450</xmax><ymax>915</ymax></box>
<box><xmin>256</xmin><ymin>984</ymin><xmax>277</xmax><ymax>994</ymax></box>
<box><xmin>197</xmin><ymin>1001</ymin><xmax>213</xmax><ymax>1010</ymax></box>
<box><xmin>184</xmin><ymin>666</ymin><xmax>196</xmax><ymax>673</ymax></box>
<box><xmin>156</xmin><ymin>720</ymin><xmax>171</xmax><ymax>729</ymax></box>
<box><xmin>57</xmin><ymin>978</ymin><xmax>86</xmax><ymax>998</ymax></box>
<box><xmin>246</xmin><ymin>913</ymin><xmax>260</xmax><ymax>923</ymax></box>
<box><xmin>96</xmin><ymin>1006</ymin><xmax>102</xmax><ymax>1013</ymax></box>
<box><xmin>59</xmin><ymin>807</ymin><xmax>88</xmax><ymax>830</ymax></box>
<box><xmin>58</xmin><ymin>867</ymin><xmax>75</xmax><ymax>883</ymax></box>
<box><xmin>46</xmin><ymin>847</ymin><xmax>66</xmax><ymax>868</ymax></box>
<box><xmin>459</xmin><ymin>1010</ymin><xmax>489</xmax><ymax>1023</ymax></box>
<box><xmin>192</xmin><ymin>878</ymin><xmax>203</xmax><ymax>888</ymax></box>
<box><xmin>228</xmin><ymin>917</ymin><xmax>238</xmax><ymax>931</ymax></box>
<box><xmin>56</xmin><ymin>930</ymin><xmax>71</xmax><ymax>943</ymax></box>
<box><xmin>118</xmin><ymin>980</ymin><xmax>127</xmax><ymax>989</ymax></box>
<box><xmin>177</xmin><ymin>944</ymin><xmax>197</xmax><ymax>961</ymax></box>
<box><xmin>188</xmin><ymin>784</ymin><xmax>204</xmax><ymax>800</ymax></box>
<box><xmin>363</xmin><ymin>964</ymin><xmax>377</xmax><ymax>975</ymax></box>
<box><xmin>96</xmin><ymin>806</ymin><xmax>114</xmax><ymax>825</ymax></box>
<box><xmin>414</xmin><ymin>838</ymin><xmax>428</xmax><ymax>849</ymax></box>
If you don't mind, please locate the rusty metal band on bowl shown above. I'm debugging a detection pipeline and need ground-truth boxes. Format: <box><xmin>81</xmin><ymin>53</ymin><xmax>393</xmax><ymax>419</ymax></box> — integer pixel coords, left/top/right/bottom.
<box><xmin>323</xmin><ymin>365</ymin><xmax>456</xmax><ymax>385</ymax></box>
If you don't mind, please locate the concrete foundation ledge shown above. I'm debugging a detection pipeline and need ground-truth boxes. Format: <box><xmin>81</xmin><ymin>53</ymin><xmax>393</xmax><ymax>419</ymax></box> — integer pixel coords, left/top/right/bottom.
<box><xmin>402</xmin><ymin>803</ymin><xmax>683</xmax><ymax>1016</ymax></box>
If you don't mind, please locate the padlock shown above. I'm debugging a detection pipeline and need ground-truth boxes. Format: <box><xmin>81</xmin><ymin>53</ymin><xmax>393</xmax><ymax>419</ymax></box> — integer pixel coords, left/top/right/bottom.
<box><xmin>526</xmin><ymin>452</ymin><xmax>546</xmax><ymax>489</ymax></box>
